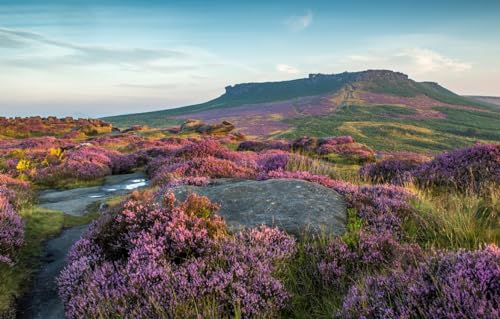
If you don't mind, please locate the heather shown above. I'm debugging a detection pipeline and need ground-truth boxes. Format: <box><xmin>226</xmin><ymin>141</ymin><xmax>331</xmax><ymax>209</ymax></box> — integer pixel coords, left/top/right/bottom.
<box><xmin>0</xmin><ymin>116</ymin><xmax>112</xmax><ymax>139</ymax></box>
<box><xmin>413</xmin><ymin>143</ymin><xmax>500</xmax><ymax>192</ymax></box>
<box><xmin>0</xmin><ymin>121</ymin><xmax>498</xmax><ymax>318</ymax></box>
<box><xmin>57</xmin><ymin>192</ymin><xmax>296</xmax><ymax>318</ymax></box>
<box><xmin>339</xmin><ymin>245</ymin><xmax>500</xmax><ymax>319</ymax></box>
<box><xmin>0</xmin><ymin>195</ymin><xmax>24</xmax><ymax>266</ymax></box>
<box><xmin>0</xmin><ymin>137</ymin><xmax>142</xmax><ymax>188</ymax></box>
<box><xmin>360</xmin><ymin>143</ymin><xmax>500</xmax><ymax>192</ymax></box>
<box><xmin>360</xmin><ymin>159</ymin><xmax>420</xmax><ymax>185</ymax></box>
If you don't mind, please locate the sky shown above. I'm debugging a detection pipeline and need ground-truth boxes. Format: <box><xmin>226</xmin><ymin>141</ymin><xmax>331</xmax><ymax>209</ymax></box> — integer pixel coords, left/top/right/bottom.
<box><xmin>1</xmin><ymin>0</ymin><xmax>499</xmax><ymax>118</ymax></box>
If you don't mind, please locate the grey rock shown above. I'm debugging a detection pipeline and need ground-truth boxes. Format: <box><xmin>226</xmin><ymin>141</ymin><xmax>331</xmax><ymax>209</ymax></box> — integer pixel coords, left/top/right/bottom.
<box><xmin>172</xmin><ymin>178</ymin><xmax>346</xmax><ymax>236</ymax></box>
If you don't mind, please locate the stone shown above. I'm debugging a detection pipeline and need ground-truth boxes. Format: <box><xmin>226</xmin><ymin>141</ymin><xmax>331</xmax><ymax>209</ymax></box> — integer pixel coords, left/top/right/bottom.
<box><xmin>180</xmin><ymin>119</ymin><xmax>235</xmax><ymax>135</ymax></box>
<box><xmin>197</xmin><ymin>121</ymin><xmax>235</xmax><ymax>135</ymax></box>
<box><xmin>172</xmin><ymin>178</ymin><xmax>347</xmax><ymax>236</ymax></box>
<box><xmin>180</xmin><ymin>119</ymin><xmax>204</xmax><ymax>131</ymax></box>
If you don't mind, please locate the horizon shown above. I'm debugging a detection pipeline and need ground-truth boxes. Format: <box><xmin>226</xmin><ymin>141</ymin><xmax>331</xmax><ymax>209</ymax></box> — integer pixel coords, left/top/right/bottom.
<box><xmin>1</xmin><ymin>0</ymin><xmax>500</xmax><ymax>117</ymax></box>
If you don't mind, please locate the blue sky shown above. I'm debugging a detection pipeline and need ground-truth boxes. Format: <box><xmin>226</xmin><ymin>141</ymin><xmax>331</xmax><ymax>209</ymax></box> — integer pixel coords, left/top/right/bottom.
<box><xmin>1</xmin><ymin>0</ymin><xmax>499</xmax><ymax>117</ymax></box>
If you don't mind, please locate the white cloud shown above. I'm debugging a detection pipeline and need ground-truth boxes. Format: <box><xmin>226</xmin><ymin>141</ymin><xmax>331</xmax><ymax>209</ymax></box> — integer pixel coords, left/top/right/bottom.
<box><xmin>0</xmin><ymin>28</ymin><xmax>188</xmax><ymax>70</ymax></box>
<box><xmin>285</xmin><ymin>10</ymin><xmax>313</xmax><ymax>31</ymax></box>
<box><xmin>398</xmin><ymin>48</ymin><xmax>471</xmax><ymax>73</ymax></box>
<box><xmin>343</xmin><ymin>48</ymin><xmax>471</xmax><ymax>75</ymax></box>
<box><xmin>276</xmin><ymin>63</ymin><xmax>300</xmax><ymax>74</ymax></box>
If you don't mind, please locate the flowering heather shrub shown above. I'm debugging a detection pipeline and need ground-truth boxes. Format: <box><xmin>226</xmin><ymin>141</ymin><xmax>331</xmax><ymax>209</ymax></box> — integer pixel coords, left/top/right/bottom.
<box><xmin>256</xmin><ymin>150</ymin><xmax>290</xmax><ymax>172</ymax></box>
<box><xmin>58</xmin><ymin>192</ymin><xmax>295</xmax><ymax>318</ymax></box>
<box><xmin>31</xmin><ymin>144</ymin><xmax>142</xmax><ymax>185</ymax></box>
<box><xmin>238</xmin><ymin>140</ymin><xmax>291</xmax><ymax>152</ymax></box>
<box><xmin>0</xmin><ymin>174</ymin><xmax>34</xmax><ymax>208</ymax></box>
<box><xmin>339</xmin><ymin>245</ymin><xmax>500</xmax><ymax>319</ymax></box>
<box><xmin>107</xmin><ymin>151</ymin><xmax>138</xmax><ymax>174</ymax></box>
<box><xmin>315</xmin><ymin>232</ymin><xmax>421</xmax><ymax>289</ymax></box>
<box><xmin>267</xmin><ymin>140</ymin><xmax>292</xmax><ymax>151</ymax></box>
<box><xmin>0</xmin><ymin>195</ymin><xmax>24</xmax><ymax>266</ymax></box>
<box><xmin>360</xmin><ymin>159</ymin><xmax>419</xmax><ymax>185</ymax></box>
<box><xmin>174</xmin><ymin>138</ymin><xmax>229</xmax><ymax>159</ymax></box>
<box><xmin>0</xmin><ymin>136</ymin><xmax>62</xmax><ymax>151</ymax></box>
<box><xmin>292</xmin><ymin>136</ymin><xmax>319</xmax><ymax>151</ymax></box>
<box><xmin>0</xmin><ymin>116</ymin><xmax>111</xmax><ymax>138</ymax></box>
<box><xmin>145</xmin><ymin>138</ymin><xmax>270</xmax><ymax>186</ymax></box>
<box><xmin>151</xmin><ymin>156</ymin><xmax>256</xmax><ymax>185</ymax></box>
<box><xmin>317</xmin><ymin>142</ymin><xmax>375</xmax><ymax>162</ymax></box>
<box><xmin>413</xmin><ymin>143</ymin><xmax>500</xmax><ymax>192</ymax></box>
<box><xmin>318</xmin><ymin>136</ymin><xmax>354</xmax><ymax>146</ymax></box>
<box><xmin>237</xmin><ymin>140</ymin><xmax>268</xmax><ymax>152</ymax></box>
<box><xmin>350</xmin><ymin>184</ymin><xmax>415</xmax><ymax>236</ymax></box>
<box><xmin>34</xmin><ymin>146</ymin><xmax>113</xmax><ymax>184</ymax></box>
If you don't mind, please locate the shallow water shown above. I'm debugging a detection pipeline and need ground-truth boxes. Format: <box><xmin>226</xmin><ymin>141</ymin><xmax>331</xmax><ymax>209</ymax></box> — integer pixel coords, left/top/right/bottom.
<box><xmin>38</xmin><ymin>172</ymin><xmax>148</xmax><ymax>216</ymax></box>
<box><xmin>20</xmin><ymin>172</ymin><xmax>148</xmax><ymax>319</ymax></box>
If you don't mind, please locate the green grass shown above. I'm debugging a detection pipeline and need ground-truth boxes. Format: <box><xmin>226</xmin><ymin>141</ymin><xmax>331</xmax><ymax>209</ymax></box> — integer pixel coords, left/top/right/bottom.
<box><xmin>0</xmin><ymin>206</ymin><xmax>100</xmax><ymax>315</ymax></box>
<box><xmin>285</xmin><ymin>151</ymin><xmax>362</xmax><ymax>183</ymax></box>
<box><xmin>35</xmin><ymin>177</ymin><xmax>105</xmax><ymax>190</ymax></box>
<box><xmin>278</xmin><ymin>104</ymin><xmax>500</xmax><ymax>152</ymax></box>
<box><xmin>279</xmin><ymin>210</ymin><xmax>365</xmax><ymax>319</ymax></box>
<box><xmin>405</xmin><ymin>185</ymin><xmax>499</xmax><ymax>250</ymax></box>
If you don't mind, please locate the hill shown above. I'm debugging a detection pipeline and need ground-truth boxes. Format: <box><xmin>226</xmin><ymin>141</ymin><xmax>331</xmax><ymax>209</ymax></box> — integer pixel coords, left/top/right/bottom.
<box><xmin>467</xmin><ymin>95</ymin><xmax>500</xmax><ymax>107</ymax></box>
<box><xmin>104</xmin><ymin>70</ymin><xmax>500</xmax><ymax>152</ymax></box>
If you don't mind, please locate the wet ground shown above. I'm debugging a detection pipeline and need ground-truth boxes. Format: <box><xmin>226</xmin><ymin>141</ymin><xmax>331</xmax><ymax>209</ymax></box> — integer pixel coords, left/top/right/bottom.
<box><xmin>19</xmin><ymin>172</ymin><xmax>148</xmax><ymax>319</ymax></box>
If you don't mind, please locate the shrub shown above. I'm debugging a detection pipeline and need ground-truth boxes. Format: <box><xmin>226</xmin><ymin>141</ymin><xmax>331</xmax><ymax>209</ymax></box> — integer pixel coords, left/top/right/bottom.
<box><xmin>151</xmin><ymin>156</ymin><xmax>256</xmax><ymax>186</ymax></box>
<box><xmin>292</xmin><ymin>136</ymin><xmax>319</xmax><ymax>152</ymax></box>
<box><xmin>0</xmin><ymin>174</ymin><xmax>34</xmax><ymax>209</ymax></box>
<box><xmin>58</xmin><ymin>192</ymin><xmax>295</xmax><ymax>318</ymax></box>
<box><xmin>315</xmin><ymin>232</ymin><xmax>421</xmax><ymax>290</ymax></box>
<box><xmin>174</xmin><ymin>138</ymin><xmax>228</xmax><ymax>159</ymax></box>
<box><xmin>0</xmin><ymin>195</ymin><xmax>24</xmax><ymax>266</ymax></box>
<box><xmin>317</xmin><ymin>143</ymin><xmax>375</xmax><ymax>162</ymax></box>
<box><xmin>413</xmin><ymin>143</ymin><xmax>500</xmax><ymax>193</ymax></box>
<box><xmin>318</xmin><ymin>136</ymin><xmax>354</xmax><ymax>146</ymax></box>
<box><xmin>237</xmin><ymin>140</ymin><xmax>267</xmax><ymax>152</ymax></box>
<box><xmin>360</xmin><ymin>159</ymin><xmax>419</xmax><ymax>185</ymax></box>
<box><xmin>339</xmin><ymin>245</ymin><xmax>500</xmax><ymax>319</ymax></box>
<box><xmin>256</xmin><ymin>150</ymin><xmax>290</xmax><ymax>172</ymax></box>
<box><xmin>237</xmin><ymin>140</ymin><xmax>291</xmax><ymax>152</ymax></box>
<box><xmin>107</xmin><ymin>152</ymin><xmax>138</xmax><ymax>174</ymax></box>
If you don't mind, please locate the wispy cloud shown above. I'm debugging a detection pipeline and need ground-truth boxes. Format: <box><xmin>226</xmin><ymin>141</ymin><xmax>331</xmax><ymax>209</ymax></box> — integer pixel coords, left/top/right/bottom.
<box><xmin>397</xmin><ymin>48</ymin><xmax>471</xmax><ymax>73</ymax></box>
<box><xmin>276</xmin><ymin>63</ymin><xmax>300</xmax><ymax>74</ymax></box>
<box><xmin>0</xmin><ymin>28</ymin><xmax>187</xmax><ymax>70</ymax></box>
<box><xmin>116</xmin><ymin>83</ymin><xmax>178</xmax><ymax>90</ymax></box>
<box><xmin>344</xmin><ymin>47</ymin><xmax>471</xmax><ymax>75</ymax></box>
<box><xmin>284</xmin><ymin>10</ymin><xmax>313</xmax><ymax>31</ymax></box>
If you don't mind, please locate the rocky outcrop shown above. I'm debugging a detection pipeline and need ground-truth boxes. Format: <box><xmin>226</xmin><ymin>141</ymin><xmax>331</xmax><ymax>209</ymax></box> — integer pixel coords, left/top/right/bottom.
<box><xmin>172</xmin><ymin>178</ymin><xmax>347</xmax><ymax>236</ymax></box>
<box><xmin>180</xmin><ymin>119</ymin><xmax>235</xmax><ymax>135</ymax></box>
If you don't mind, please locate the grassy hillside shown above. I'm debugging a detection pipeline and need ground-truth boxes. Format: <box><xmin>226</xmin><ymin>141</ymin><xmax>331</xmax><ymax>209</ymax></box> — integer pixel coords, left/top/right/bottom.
<box><xmin>277</xmin><ymin>105</ymin><xmax>500</xmax><ymax>153</ymax></box>
<box><xmin>104</xmin><ymin>70</ymin><xmax>500</xmax><ymax>152</ymax></box>
<box><xmin>467</xmin><ymin>95</ymin><xmax>500</xmax><ymax>107</ymax></box>
<box><xmin>103</xmin><ymin>72</ymin><xmax>364</xmax><ymax>127</ymax></box>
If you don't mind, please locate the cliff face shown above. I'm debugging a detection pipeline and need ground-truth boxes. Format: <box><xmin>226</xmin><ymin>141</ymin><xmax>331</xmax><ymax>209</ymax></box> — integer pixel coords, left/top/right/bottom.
<box><xmin>223</xmin><ymin>70</ymin><xmax>410</xmax><ymax>97</ymax></box>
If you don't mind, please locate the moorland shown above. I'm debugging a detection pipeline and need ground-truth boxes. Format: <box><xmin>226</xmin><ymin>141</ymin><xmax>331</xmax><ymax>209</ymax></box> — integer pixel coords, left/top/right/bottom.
<box><xmin>0</xmin><ymin>71</ymin><xmax>499</xmax><ymax>319</ymax></box>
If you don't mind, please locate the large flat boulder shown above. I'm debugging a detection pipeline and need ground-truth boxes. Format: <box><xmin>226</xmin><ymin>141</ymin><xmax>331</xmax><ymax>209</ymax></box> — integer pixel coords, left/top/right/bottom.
<box><xmin>172</xmin><ymin>178</ymin><xmax>346</xmax><ymax>236</ymax></box>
